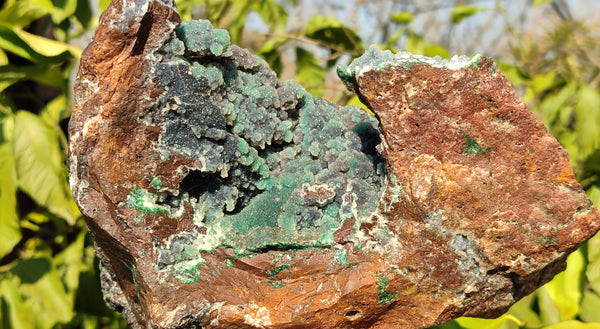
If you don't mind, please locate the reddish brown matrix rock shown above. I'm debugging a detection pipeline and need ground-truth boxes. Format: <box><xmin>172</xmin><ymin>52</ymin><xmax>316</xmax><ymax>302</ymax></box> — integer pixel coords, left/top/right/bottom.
<box><xmin>69</xmin><ymin>0</ymin><xmax>600</xmax><ymax>328</ymax></box>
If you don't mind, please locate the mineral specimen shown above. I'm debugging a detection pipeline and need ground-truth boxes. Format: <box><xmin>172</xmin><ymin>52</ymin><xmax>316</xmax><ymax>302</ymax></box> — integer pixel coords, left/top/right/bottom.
<box><xmin>69</xmin><ymin>0</ymin><xmax>600</xmax><ymax>328</ymax></box>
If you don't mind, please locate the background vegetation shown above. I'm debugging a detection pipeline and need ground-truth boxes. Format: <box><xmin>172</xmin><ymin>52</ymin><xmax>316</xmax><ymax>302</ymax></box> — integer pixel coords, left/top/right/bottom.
<box><xmin>1</xmin><ymin>0</ymin><xmax>599</xmax><ymax>328</ymax></box>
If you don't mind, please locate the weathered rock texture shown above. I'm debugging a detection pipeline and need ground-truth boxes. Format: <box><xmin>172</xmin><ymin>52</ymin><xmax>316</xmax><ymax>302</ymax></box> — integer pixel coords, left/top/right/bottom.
<box><xmin>69</xmin><ymin>0</ymin><xmax>600</xmax><ymax>328</ymax></box>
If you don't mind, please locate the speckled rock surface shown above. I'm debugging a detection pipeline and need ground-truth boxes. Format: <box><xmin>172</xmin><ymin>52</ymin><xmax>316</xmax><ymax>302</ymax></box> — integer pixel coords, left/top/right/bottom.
<box><xmin>69</xmin><ymin>0</ymin><xmax>600</xmax><ymax>328</ymax></box>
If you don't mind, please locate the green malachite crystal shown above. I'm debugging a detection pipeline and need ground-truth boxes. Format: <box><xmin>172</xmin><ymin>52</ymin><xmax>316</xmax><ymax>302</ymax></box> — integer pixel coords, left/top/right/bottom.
<box><xmin>130</xmin><ymin>20</ymin><xmax>385</xmax><ymax>281</ymax></box>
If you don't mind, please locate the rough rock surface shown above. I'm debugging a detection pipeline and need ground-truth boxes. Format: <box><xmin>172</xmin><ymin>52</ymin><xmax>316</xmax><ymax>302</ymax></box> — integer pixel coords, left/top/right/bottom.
<box><xmin>68</xmin><ymin>0</ymin><xmax>600</xmax><ymax>328</ymax></box>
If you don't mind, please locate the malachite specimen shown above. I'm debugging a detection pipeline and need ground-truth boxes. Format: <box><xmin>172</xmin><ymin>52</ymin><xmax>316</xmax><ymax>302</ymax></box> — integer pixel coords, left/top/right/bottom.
<box><xmin>69</xmin><ymin>0</ymin><xmax>600</xmax><ymax>328</ymax></box>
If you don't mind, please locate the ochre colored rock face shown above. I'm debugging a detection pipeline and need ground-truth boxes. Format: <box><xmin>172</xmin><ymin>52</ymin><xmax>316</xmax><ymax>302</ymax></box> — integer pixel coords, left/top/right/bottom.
<box><xmin>69</xmin><ymin>0</ymin><xmax>600</xmax><ymax>328</ymax></box>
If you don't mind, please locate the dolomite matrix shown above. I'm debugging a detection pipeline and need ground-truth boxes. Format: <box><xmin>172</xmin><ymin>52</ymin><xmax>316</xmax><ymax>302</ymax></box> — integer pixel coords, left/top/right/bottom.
<box><xmin>69</xmin><ymin>0</ymin><xmax>600</xmax><ymax>328</ymax></box>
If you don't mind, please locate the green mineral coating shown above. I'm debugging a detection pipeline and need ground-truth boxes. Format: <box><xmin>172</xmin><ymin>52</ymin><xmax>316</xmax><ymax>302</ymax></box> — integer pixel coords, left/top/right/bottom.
<box><xmin>375</xmin><ymin>274</ymin><xmax>398</xmax><ymax>305</ymax></box>
<box><xmin>268</xmin><ymin>280</ymin><xmax>284</xmax><ymax>289</ymax></box>
<box><xmin>266</xmin><ymin>264</ymin><xmax>291</xmax><ymax>277</ymax></box>
<box><xmin>333</xmin><ymin>248</ymin><xmax>351</xmax><ymax>268</ymax></box>
<box><xmin>152</xmin><ymin>19</ymin><xmax>386</xmax><ymax>275</ymax></box>
<box><xmin>461</xmin><ymin>131</ymin><xmax>489</xmax><ymax>156</ymax></box>
<box><xmin>127</xmin><ymin>187</ymin><xmax>169</xmax><ymax>217</ymax></box>
<box><xmin>175</xmin><ymin>20</ymin><xmax>231</xmax><ymax>57</ymax></box>
<box><xmin>151</xmin><ymin>177</ymin><xmax>162</xmax><ymax>190</ymax></box>
<box><xmin>337</xmin><ymin>45</ymin><xmax>483</xmax><ymax>90</ymax></box>
<box><xmin>173</xmin><ymin>261</ymin><xmax>202</xmax><ymax>284</ymax></box>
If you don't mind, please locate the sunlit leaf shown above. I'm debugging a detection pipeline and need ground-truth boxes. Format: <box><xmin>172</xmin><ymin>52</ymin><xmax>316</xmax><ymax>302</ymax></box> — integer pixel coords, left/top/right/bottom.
<box><xmin>12</xmin><ymin>257</ymin><xmax>75</xmax><ymax>328</ymax></box>
<box><xmin>497</xmin><ymin>61</ymin><xmax>529</xmax><ymax>86</ymax></box>
<box><xmin>588</xmin><ymin>237</ymin><xmax>600</xmax><ymax>295</ymax></box>
<box><xmin>574</xmin><ymin>86</ymin><xmax>600</xmax><ymax>157</ymax></box>
<box><xmin>507</xmin><ymin>294</ymin><xmax>543</xmax><ymax>328</ymax></box>
<box><xmin>456</xmin><ymin>314</ymin><xmax>523</xmax><ymax>329</ymax></box>
<box><xmin>580</xmin><ymin>290</ymin><xmax>600</xmax><ymax>322</ymax></box>
<box><xmin>345</xmin><ymin>95</ymin><xmax>372</xmax><ymax>115</ymax></box>
<box><xmin>406</xmin><ymin>33</ymin><xmax>449</xmax><ymax>58</ymax></box>
<box><xmin>391</xmin><ymin>11</ymin><xmax>413</xmax><ymax>24</ymax></box>
<box><xmin>257</xmin><ymin>0</ymin><xmax>288</xmax><ymax>33</ymax></box>
<box><xmin>295</xmin><ymin>47</ymin><xmax>324</xmax><ymax>97</ymax></box>
<box><xmin>99</xmin><ymin>0</ymin><xmax>111</xmax><ymax>12</ymax></box>
<box><xmin>0</xmin><ymin>48</ymin><xmax>8</xmax><ymax>65</ymax></box>
<box><xmin>0</xmin><ymin>136</ymin><xmax>20</xmax><ymax>259</ymax></box>
<box><xmin>50</xmin><ymin>0</ymin><xmax>79</xmax><ymax>24</ymax></box>
<box><xmin>0</xmin><ymin>24</ymin><xmax>80</xmax><ymax>63</ymax></box>
<box><xmin>53</xmin><ymin>228</ymin><xmax>86</xmax><ymax>294</ymax></box>
<box><xmin>538</xmin><ymin>287</ymin><xmax>561</xmax><ymax>326</ymax></box>
<box><xmin>223</xmin><ymin>0</ymin><xmax>255</xmax><ymax>44</ymax></box>
<box><xmin>41</xmin><ymin>93</ymin><xmax>70</xmax><ymax>126</ymax></box>
<box><xmin>0</xmin><ymin>64</ymin><xmax>65</xmax><ymax>93</ymax></box>
<box><xmin>0</xmin><ymin>0</ymin><xmax>52</xmax><ymax>28</ymax></box>
<box><xmin>541</xmin><ymin>320</ymin><xmax>600</xmax><ymax>329</ymax></box>
<box><xmin>532</xmin><ymin>0</ymin><xmax>554</xmax><ymax>7</ymax></box>
<box><xmin>542</xmin><ymin>249</ymin><xmax>585</xmax><ymax>321</ymax></box>
<box><xmin>13</xmin><ymin>110</ymin><xmax>79</xmax><ymax>225</ymax></box>
<box><xmin>0</xmin><ymin>279</ymin><xmax>36</xmax><ymax>329</ymax></box>
<box><xmin>450</xmin><ymin>5</ymin><xmax>483</xmax><ymax>24</ymax></box>
<box><xmin>537</xmin><ymin>83</ymin><xmax>577</xmax><ymax>128</ymax></box>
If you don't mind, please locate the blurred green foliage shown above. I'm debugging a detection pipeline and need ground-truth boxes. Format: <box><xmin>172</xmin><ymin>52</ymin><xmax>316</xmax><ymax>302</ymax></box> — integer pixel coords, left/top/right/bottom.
<box><xmin>0</xmin><ymin>0</ymin><xmax>599</xmax><ymax>328</ymax></box>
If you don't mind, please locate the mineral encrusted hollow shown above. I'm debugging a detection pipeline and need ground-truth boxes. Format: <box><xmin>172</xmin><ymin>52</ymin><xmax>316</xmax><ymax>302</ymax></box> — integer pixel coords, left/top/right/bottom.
<box><xmin>68</xmin><ymin>0</ymin><xmax>600</xmax><ymax>328</ymax></box>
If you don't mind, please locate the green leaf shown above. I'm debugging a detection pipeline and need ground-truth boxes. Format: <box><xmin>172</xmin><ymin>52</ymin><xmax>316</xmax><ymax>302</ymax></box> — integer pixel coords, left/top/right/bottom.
<box><xmin>541</xmin><ymin>320</ymin><xmax>600</xmax><ymax>329</ymax></box>
<box><xmin>538</xmin><ymin>286</ymin><xmax>562</xmax><ymax>326</ymax></box>
<box><xmin>542</xmin><ymin>249</ymin><xmax>585</xmax><ymax>321</ymax></box>
<box><xmin>0</xmin><ymin>24</ymin><xmax>80</xmax><ymax>64</ymax></box>
<box><xmin>73</xmin><ymin>0</ymin><xmax>94</xmax><ymax>29</ymax></box>
<box><xmin>0</xmin><ymin>48</ymin><xmax>8</xmax><ymax>65</ymax></box>
<box><xmin>304</xmin><ymin>16</ymin><xmax>363</xmax><ymax>54</ymax></box>
<box><xmin>391</xmin><ymin>11</ymin><xmax>413</xmax><ymax>24</ymax></box>
<box><xmin>0</xmin><ymin>0</ymin><xmax>52</xmax><ymax>28</ymax></box>
<box><xmin>507</xmin><ymin>294</ymin><xmax>543</xmax><ymax>328</ymax></box>
<box><xmin>574</xmin><ymin>86</ymin><xmax>600</xmax><ymax>157</ymax></box>
<box><xmin>41</xmin><ymin>94</ymin><xmax>70</xmax><ymax>126</ymax></box>
<box><xmin>345</xmin><ymin>95</ymin><xmax>372</xmax><ymax>115</ymax></box>
<box><xmin>295</xmin><ymin>47</ymin><xmax>324</xmax><ymax>97</ymax></box>
<box><xmin>257</xmin><ymin>37</ymin><xmax>285</xmax><ymax>76</ymax></box>
<box><xmin>580</xmin><ymin>290</ymin><xmax>600</xmax><ymax>322</ymax></box>
<box><xmin>0</xmin><ymin>279</ymin><xmax>36</xmax><ymax>329</ymax></box>
<box><xmin>11</xmin><ymin>257</ymin><xmax>75</xmax><ymax>328</ymax></box>
<box><xmin>405</xmin><ymin>33</ymin><xmax>449</xmax><ymax>58</ymax></box>
<box><xmin>537</xmin><ymin>83</ymin><xmax>577</xmax><ymax>128</ymax></box>
<box><xmin>0</xmin><ymin>135</ymin><xmax>20</xmax><ymax>259</ymax></box>
<box><xmin>53</xmin><ymin>228</ymin><xmax>86</xmax><ymax>294</ymax></box>
<box><xmin>455</xmin><ymin>315</ymin><xmax>523</xmax><ymax>329</ymax></box>
<box><xmin>532</xmin><ymin>0</ymin><xmax>554</xmax><ymax>7</ymax></box>
<box><xmin>496</xmin><ymin>61</ymin><xmax>530</xmax><ymax>87</ymax></box>
<box><xmin>588</xmin><ymin>235</ymin><xmax>600</xmax><ymax>295</ymax></box>
<box><xmin>224</xmin><ymin>0</ymin><xmax>255</xmax><ymax>44</ymax></box>
<box><xmin>450</xmin><ymin>5</ymin><xmax>482</xmax><ymax>24</ymax></box>
<box><xmin>13</xmin><ymin>110</ymin><xmax>79</xmax><ymax>225</ymax></box>
<box><xmin>50</xmin><ymin>0</ymin><xmax>79</xmax><ymax>24</ymax></box>
<box><xmin>257</xmin><ymin>0</ymin><xmax>288</xmax><ymax>33</ymax></box>
<box><xmin>0</xmin><ymin>64</ymin><xmax>65</xmax><ymax>93</ymax></box>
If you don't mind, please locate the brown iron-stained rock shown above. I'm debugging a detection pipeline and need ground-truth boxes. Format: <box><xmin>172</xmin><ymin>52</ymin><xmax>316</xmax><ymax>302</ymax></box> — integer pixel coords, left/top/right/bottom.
<box><xmin>69</xmin><ymin>0</ymin><xmax>600</xmax><ymax>328</ymax></box>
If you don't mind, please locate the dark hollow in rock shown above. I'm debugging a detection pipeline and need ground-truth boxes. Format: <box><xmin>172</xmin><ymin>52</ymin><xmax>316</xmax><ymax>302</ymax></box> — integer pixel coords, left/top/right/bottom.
<box><xmin>69</xmin><ymin>0</ymin><xmax>600</xmax><ymax>328</ymax></box>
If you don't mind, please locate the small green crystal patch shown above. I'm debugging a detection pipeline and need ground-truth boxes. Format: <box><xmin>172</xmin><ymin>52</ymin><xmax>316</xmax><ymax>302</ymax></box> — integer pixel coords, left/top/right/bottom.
<box><xmin>266</xmin><ymin>264</ymin><xmax>291</xmax><ymax>277</ymax></box>
<box><xmin>375</xmin><ymin>274</ymin><xmax>398</xmax><ymax>305</ymax></box>
<box><xmin>461</xmin><ymin>131</ymin><xmax>490</xmax><ymax>156</ymax></box>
